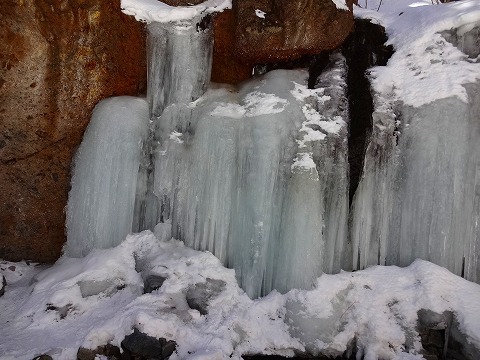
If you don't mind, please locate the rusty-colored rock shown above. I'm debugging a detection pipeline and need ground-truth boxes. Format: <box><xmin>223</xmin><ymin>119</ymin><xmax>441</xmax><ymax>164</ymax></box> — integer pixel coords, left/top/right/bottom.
<box><xmin>233</xmin><ymin>0</ymin><xmax>355</xmax><ymax>63</ymax></box>
<box><xmin>0</xmin><ymin>0</ymin><xmax>146</xmax><ymax>262</ymax></box>
<box><xmin>211</xmin><ymin>10</ymin><xmax>253</xmax><ymax>84</ymax></box>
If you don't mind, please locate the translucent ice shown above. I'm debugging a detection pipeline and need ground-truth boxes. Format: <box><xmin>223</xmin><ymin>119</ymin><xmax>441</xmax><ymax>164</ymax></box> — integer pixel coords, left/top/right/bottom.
<box><xmin>351</xmin><ymin>82</ymin><xmax>480</xmax><ymax>283</ymax></box>
<box><xmin>152</xmin><ymin>55</ymin><xmax>350</xmax><ymax>298</ymax></box>
<box><xmin>65</xmin><ymin>97</ymin><xmax>149</xmax><ymax>257</ymax></box>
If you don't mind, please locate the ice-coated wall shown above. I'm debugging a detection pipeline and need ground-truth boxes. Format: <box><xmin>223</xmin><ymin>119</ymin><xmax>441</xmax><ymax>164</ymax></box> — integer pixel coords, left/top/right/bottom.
<box><xmin>351</xmin><ymin>23</ymin><xmax>480</xmax><ymax>283</ymax></box>
<box><xmin>351</xmin><ymin>82</ymin><xmax>480</xmax><ymax>283</ymax></box>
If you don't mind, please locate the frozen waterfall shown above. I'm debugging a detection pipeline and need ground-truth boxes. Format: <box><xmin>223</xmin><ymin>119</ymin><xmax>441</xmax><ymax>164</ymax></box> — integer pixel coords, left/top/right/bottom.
<box><xmin>65</xmin><ymin>8</ymin><xmax>480</xmax><ymax>298</ymax></box>
<box><xmin>351</xmin><ymin>24</ymin><xmax>480</xmax><ymax>283</ymax></box>
<box><xmin>351</xmin><ymin>84</ymin><xmax>480</xmax><ymax>282</ymax></box>
<box><xmin>65</xmin><ymin>16</ymin><xmax>350</xmax><ymax>298</ymax></box>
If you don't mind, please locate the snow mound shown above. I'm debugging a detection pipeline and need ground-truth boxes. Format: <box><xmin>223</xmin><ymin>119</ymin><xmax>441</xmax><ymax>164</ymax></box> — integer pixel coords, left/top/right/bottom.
<box><xmin>1</xmin><ymin>233</ymin><xmax>480</xmax><ymax>359</ymax></box>
<box><xmin>121</xmin><ymin>0</ymin><xmax>231</xmax><ymax>23</ymax></box>
<box><xmin>355</xmin><ymin>0</ymin><xmax>480</xmax><ymax>107</ymax></box>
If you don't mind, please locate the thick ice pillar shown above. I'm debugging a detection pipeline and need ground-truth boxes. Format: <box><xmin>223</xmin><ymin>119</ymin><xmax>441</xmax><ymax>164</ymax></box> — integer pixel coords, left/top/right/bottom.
<box><xmin>134</xmin><ymin>18</ymin><xmax>213</xmax><ymax>232</ymax></box>
<box><xmin>147</xmin><ymin>19</ymin><xmax>213</xmax><ymax>117</ymax></box>
<box><xmin>154</xmin><ymin>55</ymin><xmax>350</xmax><ymax>298</ymax></box>
<box><xmin>65</xmin><ymin>97</ymin><xmax>149</xmax><ymax>257</ymax></box>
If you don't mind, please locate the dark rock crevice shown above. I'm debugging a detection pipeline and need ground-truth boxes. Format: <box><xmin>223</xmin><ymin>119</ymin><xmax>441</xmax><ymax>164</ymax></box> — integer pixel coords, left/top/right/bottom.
<box><xmin>341</xmin><ymin>19</ymin><xmax>393</xmax><ymax>203</ymax></box>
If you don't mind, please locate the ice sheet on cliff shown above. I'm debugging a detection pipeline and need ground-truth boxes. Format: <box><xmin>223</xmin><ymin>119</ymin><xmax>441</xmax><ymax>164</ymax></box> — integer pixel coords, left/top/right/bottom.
<box><xmin>352</xmin><ymin>0</ymin><xmax>480</xmax><ymax>282</ymax></box>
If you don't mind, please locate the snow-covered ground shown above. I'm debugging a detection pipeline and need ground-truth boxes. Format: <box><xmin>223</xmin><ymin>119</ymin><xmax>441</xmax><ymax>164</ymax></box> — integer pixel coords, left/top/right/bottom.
<box><xmin>1</xmin><ymin>232</ymin><xmax>480</xmax><ymax>360</ymax></box>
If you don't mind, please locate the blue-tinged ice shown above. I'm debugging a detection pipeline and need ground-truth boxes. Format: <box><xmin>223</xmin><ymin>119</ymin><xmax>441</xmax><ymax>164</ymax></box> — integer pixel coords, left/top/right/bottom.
<box><xmin>152</xmin><ymin>54</ymin><xmax>350</xmax><ymax>298</ymax></box>
<box><xmin>65</xmin><ymin>97</ymin><xmax>149</xmax><ymax>257</ymax></box>
<box><xmin>351</xmin><ymin>25</ymin><xmax>480</xmax><ymax>283</ymax></box>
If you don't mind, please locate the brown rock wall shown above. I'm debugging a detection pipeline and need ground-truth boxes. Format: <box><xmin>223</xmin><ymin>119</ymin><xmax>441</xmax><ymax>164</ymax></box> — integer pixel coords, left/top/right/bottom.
<box><xmin>233</xmin><ymin>0</ymin><xmax>354</xmax><ymax>63</ymax></box>
<box><xmin>211</xmin><ymin>10</ymin><xmax>253</xmax><ymax>84</ymax></box>
<box><xmin>0</xmin><ymin>0</ymin><xmax>146</xmax><ymax>262</ymax></box>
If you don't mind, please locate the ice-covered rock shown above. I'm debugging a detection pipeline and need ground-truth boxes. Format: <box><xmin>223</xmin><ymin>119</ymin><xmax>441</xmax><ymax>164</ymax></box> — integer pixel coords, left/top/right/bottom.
<box><xmin>144</xmin><ymin>274</ymin><xmax>167</xmax><ymax>294</ymax></box>
<box><xmin>186</xmin><ymin>278</ymin><xmax>226</xmax><ymax>315</ymax></box>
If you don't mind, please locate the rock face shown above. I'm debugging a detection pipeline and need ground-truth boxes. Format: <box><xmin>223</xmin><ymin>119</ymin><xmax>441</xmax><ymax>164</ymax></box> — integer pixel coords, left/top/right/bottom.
<box><xmin>211</xmin><ymin>10</ymin><xmax>253</xmax><ymax>84</ymax></box>
<box><xmin>0</xmin><ymin>0</ymin><xmax>146</xmax><ymax>262</ymax></box>
<box><xmin>233</xmin><ymin>0</ymin><xmax>355</xmax><ymax>63</ymax></box>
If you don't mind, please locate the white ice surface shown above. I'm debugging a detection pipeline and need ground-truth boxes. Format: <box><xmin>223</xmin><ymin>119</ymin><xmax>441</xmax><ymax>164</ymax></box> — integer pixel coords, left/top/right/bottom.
<box><xmin>355</xmin><ymin>0</ymin><xmax>480</xmax><ymax>107</ymax></box>
<box><xmin>121</xmin><ymin>0</ymin><xmax>231</xmax><ymax>23</ymax></box>
<box><xmin>1</xmin><ymin>233</ymin><xmax>480</xmax><ymax>360</ymax></box>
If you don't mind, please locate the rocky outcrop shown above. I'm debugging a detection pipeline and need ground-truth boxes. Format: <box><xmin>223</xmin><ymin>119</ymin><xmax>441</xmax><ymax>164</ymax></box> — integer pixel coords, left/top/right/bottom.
<box><xmin>233</xmin><ymin>0</ymin><xmax>355</xmax><ymax>63</ymax></box>
<box><xmin>77</xmin><ymin>344</ymin><xmax>121</xmax><ymax>360</ymax></box>
<box><xmin>0</xmin><ymin>0</ymin><xmax>146</xmax><ymax>262</ymax></box>
<box><xmin>211</xmin><ymin>10</ymin><xmax>253</xmax><ymax>84</ymax></box>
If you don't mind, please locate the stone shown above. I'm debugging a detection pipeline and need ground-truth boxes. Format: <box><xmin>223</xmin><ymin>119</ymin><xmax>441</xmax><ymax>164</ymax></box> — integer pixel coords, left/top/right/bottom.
<box><xmin>0</xmin><ymin>0</ymin><xmax>146</xmax><ymax>262</ymax></box>
<box><xmin>143</xmin><ymin>275</ymin><xmax>167</xmax><ymax>294</ymax></box>
<box><xmin>121</xmin><ymin>329</ymin><xmax>176</xmax><ymax>360</ymax></box>
<box><xmin>417</xmin><ymin>309</ymin><xmax>480</xmax><ymax>360</ymax></box>
<box><xmin>233</xmin><ymin>0</ymin><xmax>355</xmax><ymax>64</ymax></box>
<box><xmin>77</xmin><ymin>344</ymin><xmax>122</xmax><ymax>360</ymax></box>
<box><xmin>186</xmin><ymin>278</ymin><xmax>226</xmax><ymax>315</ymax></box>
<box><xmin>0</xmin><ymin>275</ymin><xmax>5</xmax><ymax>297</ymax></box>
<box><xmin>32</xmin><ymin>355</ymin><xmax>53</xmax><ymax>360</ymax></box>
<box><xmin>211</xmin><ymin>10</ymin><xmax>253</xmax><ymax>84</ymax></box>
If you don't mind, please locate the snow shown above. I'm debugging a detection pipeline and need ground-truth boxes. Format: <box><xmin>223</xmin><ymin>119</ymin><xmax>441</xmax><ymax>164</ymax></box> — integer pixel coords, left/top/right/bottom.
<box><xmin>331</xmin><ymin>0</ymin><xmax>349</xmax><ymax>11</ymax></box>
<box><xmin>2</xmin><ymin>233</ymin><xmax>480</xmax><ymax>359</ymax></box>
<box><xmin>355</xmin><ymin>0</ymin><xmax>480</xmax><ymax>107</ymax></box>
<box><xmin>255</xmin><ymin>9</ymin><xmax>266</xmax><ymax>19</ymax></box>
<box><xmin>121</xmin><ymin>0</ymin><xmax>231</xmax><ymax>24</ymax></box>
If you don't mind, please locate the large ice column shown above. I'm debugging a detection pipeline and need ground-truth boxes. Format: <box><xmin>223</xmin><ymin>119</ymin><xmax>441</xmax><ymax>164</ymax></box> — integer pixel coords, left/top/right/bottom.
<box><xmin>272</xmin><ymin>57</ymin><xmax>350</xmax><ymax>294</ymax></box>
<box><xmin>65</xmin><ymin>97</ymin><xmax>149</xmax><ymax>257</ymax></box>
<box><xmin>154</xmin><ymin>55</ymin><xmax>350</xmax><ymax>298</ymax></box>
<box><xmin>134</xmin><ymin>18</ymin><xmax>213</xmax><ymax>232</ymax></box>
<box><xmin>147</xmin><ymin>19</ymin><xmax>213</xmax><ymax>117</ymax></box>
<box><xmin>351</xmin><ymin>83</ymin><xmax>480</xmax><ymax>283</ymax></box>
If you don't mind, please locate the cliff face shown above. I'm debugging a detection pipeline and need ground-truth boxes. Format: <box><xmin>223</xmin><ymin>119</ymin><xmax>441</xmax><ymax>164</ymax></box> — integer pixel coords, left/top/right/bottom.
<box><xmin>0</xmin><ymin>0</ymin><xmax>146</xmax><ymax>262</ymax></box>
